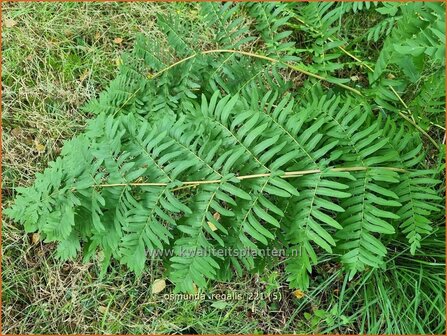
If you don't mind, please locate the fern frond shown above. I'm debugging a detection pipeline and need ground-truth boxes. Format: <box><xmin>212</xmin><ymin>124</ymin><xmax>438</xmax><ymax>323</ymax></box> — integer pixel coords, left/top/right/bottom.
<box><xmin>366</xmin><ymin>16</ymin><xmax>399</xmax><ymax>43</ymax></box>
<box><xmin>380</xmin><ymin>117</ymin><xmax>443</xmax><ymax>254</ymax></box>
<box><xmin>409</xmin><ymin>70</ymin><xmax>446</xmax><ymax>129</ymax></box>
<box><xmin>200</xmin><ymin>2</ymin><xmax>254</xmax><ymax>50</ymax></box>
<box><xmin>284</xmin><ymin>169</ymin><xmax>352</xmax><ymax>288</ymax></box>
<box><xmin>298</xmin><ymin>90</ymin><xmax>428</xmax><ymax>278</ymax></box>
<box><xmin>371</xmin><ymin>2</ymin><xmax>445</xmax><ymax>83</ymax></box>
<box><xmin>7</xmin><ymin>87</ymin><xmax>441</xmax><ymax>291</ymax></box>
<box><xmin>336</xmin><ymin>168</ymin><xmax>401</xmax><ymax>279</ymax></box>
<box><xmin>245</xmin><ymin>2</ymin><xmax>296</xmax><ymax>58</ymax></box>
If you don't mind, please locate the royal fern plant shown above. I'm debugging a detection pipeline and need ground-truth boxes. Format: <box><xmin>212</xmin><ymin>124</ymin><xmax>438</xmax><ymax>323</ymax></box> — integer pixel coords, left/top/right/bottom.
<box><xmin>5</xmin><ymin>2</ymin><xmax>444</xmax><ymax>293</ymax></box>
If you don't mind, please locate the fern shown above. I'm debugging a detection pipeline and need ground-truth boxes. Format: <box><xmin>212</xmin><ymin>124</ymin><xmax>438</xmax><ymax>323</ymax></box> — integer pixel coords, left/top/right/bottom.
<box><xmin>366</xmin><ymin>3</ymin><xmax>401</xmax><ymax>43</ymax></box>
<box><xmin>408</xmin><ymin>69</ymin><xmax>446</xmax><ymax>130</ymax></box>
<box><xmin>5</xmin><ymin>3</ymin><xmax>443</xmax><ymax>293</ymax></box>
<box><xmin>6</xmin><ymin>85</ymin><xmax>442</xmax><ymax>291</ymax></box>
<box><xmin>201</xmin><ymin>2</ymin><xmax>254</xmax><ymax>50</ymax></box>
<box><xmin>371</xmin><ymin>2</ymin><xmax>445</xmax><ymax>83</ymax></box>
<box><xmin>245</xmin><ymin>2</ymin><xmax>296</xmax><ymax>59</ymax></box>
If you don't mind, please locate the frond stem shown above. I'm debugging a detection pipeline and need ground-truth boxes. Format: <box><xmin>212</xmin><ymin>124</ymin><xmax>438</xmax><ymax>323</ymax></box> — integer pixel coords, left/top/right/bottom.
<box><xmin>397</xmin><ymin>111</ymin><xmax>440</xmax><ymax>149</ymax></box>
<box><xmin>150</xmin><ymin>49</ymin><xmax>362</xmax><ymax>96</ymax></box>
<box><xmin>95</xmin><ymin>166</ymin><xmax>407</xmax><ymax>188</ymax></box>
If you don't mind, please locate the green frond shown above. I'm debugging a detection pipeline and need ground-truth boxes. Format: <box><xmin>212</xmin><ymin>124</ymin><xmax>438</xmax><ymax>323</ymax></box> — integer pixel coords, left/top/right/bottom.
<box><xmin>371</xmin><ymin>2</ymin><xmax>445</xmax><ymax>83</ymax></box>
<box><xmin>200</xmin><ymin>2</ymin><xmax>254</xmax><ymax>49</ymax></box>
<box><xmin>284</xmin><ymin>169</ymin><xmax>352</xmax><ymax>289</ymax></box>
<box><xmin>380</xmin><ymin>117</ymin><xmax>443</xmax><ymax>254</ymax></box>
<box><xmin>157</xmin><ymin>14</ymin><xmax>195</xmax><ymax>58</ymax></box>
<box><xmin>336</xmin><ymin>168</ymin><xmax>401</xmax><ymax>279</ymax></box>
<box><xmin>245</xmin><ymin>2</ymin><xmax>296</xmax><ymax>58</ymax></box>
<box><xmin>409</xmin><ymin>70</ymin><xmax>446</xmax><ymax>129</ymax></box>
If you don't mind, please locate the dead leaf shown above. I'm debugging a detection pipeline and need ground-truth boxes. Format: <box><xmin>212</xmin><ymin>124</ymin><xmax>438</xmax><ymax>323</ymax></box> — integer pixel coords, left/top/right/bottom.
<box><xmin>11</xmin><ymin>127</ymin><xmax>22</xmax><ymax>137</ymax></box>
<box><xmin>31</xmin><ymin>233</ymin><xmax>40</xmax><ymax>244</ymax></box>
<box><xmin>113</xmin><ymin>37</ymin><xmax>123</xmax><ymax>44</ymax></box>
<box><xmin>152</xmin><ymin>279</ymin><xmax>166</xmax><ymax>294</ymax></box>
<box><xmin>4</xmin><ymin>18</ymin><xmax>17</xmax><ymax>28</ymax></box>
<box><xmin>95</xmin><ymin>32</ymin><xmax>101</xmax><ymax>40</ymax></box>
<box><xmin>96</xmin><ymin>250</ymin><xmax>105</xmax><ymax>262</ymax></box>
<box><xmin>34</xmin><ymin>139</ymin><xmax>45</xmax><ymax>153</ymax></box>
<box><xmin>115</xmin><ymin>57</ymin><xmax>123</xmax><ymax>67</ymax></box>
<box><xmin>79</xmin><ymin>69</ymin><xmax>90</xmax><ymax>82</ymax></box>
<box><xmin>192</xmin><ymin>282</ymin><xmax>198</xmax><ymax>294</ymax></box>
<box><xmin>207</xmin><ymin>221</ymin><xmax>218</xmax><ymax>231</ymax></box>
<box><xmin>292</xmin><ymin>289</ymin><xmax>305</xmax><ymax>299</ymax></box>
<box><xmin>98</xmin><ymin>305</ymin><xmax>107</xmax><ymax>314</ymax></box>
<box><xmin>207</xmin><ymin>212</ymin><xmax>220</xmax><ymax>231</ymax></box>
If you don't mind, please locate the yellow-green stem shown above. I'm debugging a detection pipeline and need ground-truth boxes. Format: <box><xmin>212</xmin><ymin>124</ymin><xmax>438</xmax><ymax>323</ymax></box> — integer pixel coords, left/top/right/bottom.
<box><xmin>95</xmin><ymin>166</ymin><xmax>407</xmax><ymax>189</ymax></box>
<box><xmin>151</xmin><ymin>49</ymin><xmax>362</xmax><ymax>96</ymax></box>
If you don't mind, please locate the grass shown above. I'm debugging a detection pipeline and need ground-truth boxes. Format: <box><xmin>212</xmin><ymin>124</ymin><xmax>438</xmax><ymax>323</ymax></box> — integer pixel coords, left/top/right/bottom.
<box><xmin>2</xmin><ymin>2</ymin><xmax>445</xmax><ymax>334</ymax></box>
<box><xmin>2</xmin><ymin>2</ymin><xmax>167</xmax><ymax>190</ymax></box>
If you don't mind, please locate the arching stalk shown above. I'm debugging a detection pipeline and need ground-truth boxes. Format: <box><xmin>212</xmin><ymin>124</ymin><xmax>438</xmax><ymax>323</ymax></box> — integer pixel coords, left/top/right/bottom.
<box><xmin>150</xmin><ymin>49</ymin><xmax>363</xmax><ymax>96</ymax></box>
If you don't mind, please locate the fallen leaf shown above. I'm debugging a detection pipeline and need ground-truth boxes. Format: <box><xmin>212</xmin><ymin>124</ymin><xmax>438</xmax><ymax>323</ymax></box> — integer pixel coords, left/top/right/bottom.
<box><xmin>152</xmin><ymin>279</ymin><xmax>166</xmax><ymax>294</ymax></box>
<box><xmin>95</xmin><ymin>32</ymin><xmax>101</xmax><ymax>40</ymax></box>
<box><xmin>34</xmin><ymin>139</ymin><xmax>45</xmax><ymax>153</ymax></box>
<box><xmin>96</xmin><ymin>251</ymin><xmax>105</xmax><ymax>262</ymax></box>
<box><xmin>4</xmin><ymin>18</ymin><xmax>17</xmax><ymax>28</ymax></box>
<box><xmin>292</xmin><ymin>289</ymin><xmax>305</xmax><ymax>299</ymax></box>
<box><xmin>113</xmin><ymin>37</ymin><xmax>123</xmax><ymax>44</ymax></box>
<box><xmin>79</xmin><ymin>69</ymin><xmax>90</xmax><ymax>82</ymax></box>
<box><xmin>115</xmin><ymin>57</ymin><xmax>123</xmax><ymax>67</ymax></box>
<box><xmin>207</xmin><ymin>221</ymin><xmax>218</xmax><ymax>231</ymax></box>
<box><xmin>11</xmin><ymin>127</ymin><xmax>22</xmax><ymax>137</ymax></box>
<box><xmin>192</xmin><ymin>282</ymin><xmax>198</xmax><ymax>294</ymax></box>
<box><xmin>98</xmin><ymin>305</ymin><xmax>107</xmax><ymax>314</ymax></box>
<box><xmin>31</xmin><ymin>233</ymin><xmax>40</xmax><ymax>244</ymax></box>
<box><xmin>207</xmin><ymin>212</ymin><xmax>220</xmax><ymax>231</ymax></box>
